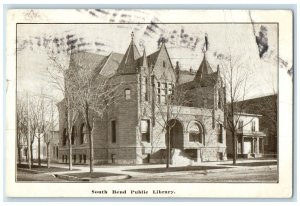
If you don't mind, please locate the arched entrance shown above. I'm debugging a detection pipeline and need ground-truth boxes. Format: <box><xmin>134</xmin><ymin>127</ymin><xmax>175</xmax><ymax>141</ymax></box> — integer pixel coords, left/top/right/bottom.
<box><xmin>166</xmin><ymin>119</ymin><xmax>184</xmax><ymax>149</ymax></box>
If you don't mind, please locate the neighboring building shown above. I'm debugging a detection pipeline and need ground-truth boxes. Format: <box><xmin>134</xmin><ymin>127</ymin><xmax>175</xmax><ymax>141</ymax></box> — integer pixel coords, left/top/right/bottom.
<box><xmin>234</xmin><ymin>94</ymin><xmax>277</xmax><ymax>156</ymax></box>
<box><xmin>47</xmin><ymin>130</ymin><xmax>60</xmax><ymax>162</ymax></box>
<box><xmin>58</xmin><ymin>35</ymin><xmax>227</xmax><ymax>165</ymax></box>
<box><xmin>17</xmin><ymin>134</ymin><xmax>28</xmax><ymax>162</ymax></box>
<box><xmin>226</xmin><ymin>113</ymin><xmax>266</xmax><ymax>158</ymax></box>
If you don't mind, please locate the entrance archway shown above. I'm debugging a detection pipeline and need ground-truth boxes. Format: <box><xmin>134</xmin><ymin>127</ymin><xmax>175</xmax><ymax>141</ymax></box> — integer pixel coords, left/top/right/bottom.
<box><xmin>166</xmin><ymin>119</ymin><xmax>184</xmax><ymax>149</ymax></box>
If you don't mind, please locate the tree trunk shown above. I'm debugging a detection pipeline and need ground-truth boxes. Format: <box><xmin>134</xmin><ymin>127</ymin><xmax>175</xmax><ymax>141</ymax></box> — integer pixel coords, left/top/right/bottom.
<box><xmin>88</xmin><ymin>127</ymin><xmax>94</xmax><ymax>173</ymax></box>
<box><xmin>30</xmin><ymin>143</ymin><xmax>33</xmax><ymax>166</ymax></box>
<box><xmin>166</xmin><ymin>127</ymin><xmax>171</xmax><ymax>168</ymax></box>
<box><xmin>232</xmin><ymin>130</ymin><xmax>237</xmax><ymax>165</ymax></box>
<box><xmin>69</xmin><ymin>142</ymin><xmax>73</xmax><ymax>170</ymax></box>
<box><xmin>47</xmin><ymin>143</ymin><xmax>50</xmax><ymax>168</ymax></box>
<box><xmin>38</xmin><ymin>137</ymin><xmax>41</xmax><ymax>167</ymax></box>
<box><xmin>17</xmin><ymin>146</ymin><xmax>22</xmax><ymax>165</ymax></box>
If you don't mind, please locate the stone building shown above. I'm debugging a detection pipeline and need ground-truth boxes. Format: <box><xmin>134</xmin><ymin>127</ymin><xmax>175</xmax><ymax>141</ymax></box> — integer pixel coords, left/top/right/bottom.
<box><xmin>226</xmin><ymin>113</ymin><xmax>266</xmax><ymax>158</ymax></box>
<box><xmin>57</xmin><ymin>35</ymin><xmax>227</xmax><ymax>165</ymax></box>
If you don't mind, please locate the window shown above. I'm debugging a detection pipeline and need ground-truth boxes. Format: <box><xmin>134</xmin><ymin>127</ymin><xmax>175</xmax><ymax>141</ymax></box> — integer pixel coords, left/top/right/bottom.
<box><xmin>80</xmin><ymin>124</ymin><xmax>87</xmax><ymax>144</ymax></box>
<box><xmin>111</xmin><ymin>120</ymin><xmax>116</xmax><ymax>143</ymax></box>
<box><xmin>71</xmin><ymin>126</ymin><xmax>76</xmax><ymax>145</ymax></box>
<box><xmin>141</xmin><ymin>120</ymin><xmax>150</xmax><ymax>142</ymax></box>
<box><xmin>217</xmin><ymin>123</ymin><xmax>223</xmax><ymax>143</ymax></box>
<box><xmin>142</xmin><ymin>77</ymin><xmax>148</xmax><ymax>101</ymax></box>
<box><xmin>79</xmin><ymin>155</ymin><xmax>82</xmax><ymax>163</ymax></box>
<box><xmin>62</xmin><ymin>128</ymin><xmax>67</xmax><ymax>146</ymax></box>
<box><xmin>168</xmin><ymin>83</ymin><xmax>174</xmax><ymax>95</ymax></box>
<box><xmin>73</xmin><ymin>155</ymin><xmax>76</xmax><ymax>163</ymax></box>
<box><xmin>188</xmin><ymin>122</ymin><xmax>204</xmax><ymax>144</ymax></box>
<box><xmin>163</xmin><ymin>61</ymin><xmax>166</xmax><ymax>68</ymax></box>
<box><xmin>56</xmin><ymin>146</ymin><xmax>58</xmax><ymax>159</ymax></box>
<box><xmin>156</xmin><ymin>81</ymin><xmax>173</xmax><ymax>104</ymax></box>
<box><xmin>83</xmin><ymin>154</ymin><xmax>86</xmax><ymax>163</ymax></box>
<box><xmin>125</xmin><ymin>89</ymin><xmax>131</xmax><ymax>100</ymax></box>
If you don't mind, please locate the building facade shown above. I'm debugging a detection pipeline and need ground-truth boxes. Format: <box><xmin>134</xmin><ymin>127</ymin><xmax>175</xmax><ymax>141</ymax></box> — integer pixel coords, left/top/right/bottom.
<box><xmin>234</xmin><ymin>95</ymin><xmax>277</xmax><ymax>156</ymax></box>
<box><xmin>58</xmin><ymin>35</ymin><xmax>227</xmax><ymax>165</ymax></box>
<box><xmin>226</xmin><ymin>113</ymin><xmax>266</xmax><ymax>158</ymax></box>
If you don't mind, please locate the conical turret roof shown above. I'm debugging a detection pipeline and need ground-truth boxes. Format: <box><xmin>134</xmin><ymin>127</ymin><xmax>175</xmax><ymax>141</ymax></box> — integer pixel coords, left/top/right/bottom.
<box><xmin>194</xmin><ymin>54</ymin><xmax>213</xmax><ymax>81</ymax></box>
<box><xmin>117</xmin><ymin>35</ymin><xmax>141</xmax><ymax>74</ymax></box>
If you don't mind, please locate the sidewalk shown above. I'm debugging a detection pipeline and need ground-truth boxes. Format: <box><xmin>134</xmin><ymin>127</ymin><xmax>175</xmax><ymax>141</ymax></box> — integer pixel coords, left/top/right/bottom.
<box><xmin>44</xmin><ymin>158</ymin><xmax>277</xmax><ymax>179</ymax></box>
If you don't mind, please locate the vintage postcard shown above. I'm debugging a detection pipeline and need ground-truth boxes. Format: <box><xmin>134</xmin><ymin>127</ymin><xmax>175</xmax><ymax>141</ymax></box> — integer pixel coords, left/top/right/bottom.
<box><xmin>5</xmin><ymin>9</ymin><xmax>293</xmax><ymax>198</ymax></box>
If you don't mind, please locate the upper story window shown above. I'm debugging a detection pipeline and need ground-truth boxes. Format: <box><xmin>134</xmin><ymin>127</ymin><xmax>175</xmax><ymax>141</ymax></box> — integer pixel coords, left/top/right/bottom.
<box><xmin>141</xmin><ymin>77</ymin><xmax>148</xmax><ymax>101</ymax></box>
<box><xmin>156</xmin><ymin>81</ymin><xmax>174</xmax><ymax>104</ymax></box>
<box><xmin>125</xmin><ymin>89</ymin><xmax>131</xmax><ymax>100</ymax></box>
<box><xmin>163</xmin><ymin>61</ymin><xmax>166</xmax><ymax>68</ymax></box>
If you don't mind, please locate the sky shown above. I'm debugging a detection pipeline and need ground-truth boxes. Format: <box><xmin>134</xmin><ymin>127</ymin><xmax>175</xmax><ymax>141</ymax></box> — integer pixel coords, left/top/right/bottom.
<box><xmin>16</xmin><ymin>9</ymin><xmax>282</xmax><ymax>104</ymax></box>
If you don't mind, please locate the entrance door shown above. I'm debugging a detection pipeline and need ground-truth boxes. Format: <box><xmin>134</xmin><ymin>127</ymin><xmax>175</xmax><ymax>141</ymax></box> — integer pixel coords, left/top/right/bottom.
<box><xmin>243</xmin><ymin>140</ymin><xmax>252</xmax><ymax>154</ymax></box>
<box><xmin>167</xmin><ymin>119</ymin><xmax>184</xmax><ymax>149</ymax></box>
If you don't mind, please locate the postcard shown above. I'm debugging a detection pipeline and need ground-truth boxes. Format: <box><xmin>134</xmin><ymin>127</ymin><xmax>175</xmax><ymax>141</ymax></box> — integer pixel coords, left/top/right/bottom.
<box><xmin>5</xmin><ymin>9</ymin><xmax>293</xmax><ymax>198</ymax></box>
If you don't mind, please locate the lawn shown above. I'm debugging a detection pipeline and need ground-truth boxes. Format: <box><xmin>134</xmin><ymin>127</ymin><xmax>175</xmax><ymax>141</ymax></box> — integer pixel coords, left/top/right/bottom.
<box><xmin>17</xmin><ymin>163</ymin><xmax>78</xmax><ymax>173</ymax></box>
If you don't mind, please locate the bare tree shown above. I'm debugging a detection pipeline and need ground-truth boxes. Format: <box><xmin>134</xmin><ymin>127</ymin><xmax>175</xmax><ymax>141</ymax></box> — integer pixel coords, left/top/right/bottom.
<box><xmin>68</xmin><ymin>55</ymin><xmax>122</xmax><ymax>173</ymax></box>
<box><xmin>16</xmin><ymin>95</ymin><xmax>28</xmax><ymax>165</ymax></box>
<box><xmin>217</xmin><ymin>53</ymin><xmax>253</xmax><ymax>165</ymax></box>
<box><xmin>43</xmin><ymin>99</ymin><xmax>58</xmax><ymax>168</ymax></box>
<box><xmin>47</xmin><ymin>54</ymin><xmax>79</xmax><ymax>171</ymax></box>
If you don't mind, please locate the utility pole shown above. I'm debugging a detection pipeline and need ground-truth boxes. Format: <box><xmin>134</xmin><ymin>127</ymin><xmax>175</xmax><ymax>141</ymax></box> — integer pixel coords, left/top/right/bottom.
<box><xmin>26</xmin><ymin>92</ymin><xmax>31</xmax><ymax>169</ymax></box>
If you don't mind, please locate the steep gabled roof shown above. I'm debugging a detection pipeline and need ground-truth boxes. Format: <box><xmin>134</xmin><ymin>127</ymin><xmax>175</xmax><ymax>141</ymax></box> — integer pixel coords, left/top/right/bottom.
<box><xmin>117</xmin><ymin>39</ymin><xmax>141</xmax><ymax>74</ymax></box>
<box><xmin>147</xmin><ymin>50</ymin><xmax>160</xmax><ymax>68</ymax></box>
<box><xmin>194</xmin><ymin>54</ymin><xmax>214</xmax><ymax>82</ymax></box>
<box><xmin>69</xmin><ymin>51</ymin><xmax>108</xmax><ymax>72</ymax></box>
<box><xmin>69</xmin><ymin>51</ymin><xmax>124</xmax><ymax>78</ymax></box>
<box><xmin>100</xmin><ymin>52</ymin><xmax>123</xmax><ymax>77</ymax></box>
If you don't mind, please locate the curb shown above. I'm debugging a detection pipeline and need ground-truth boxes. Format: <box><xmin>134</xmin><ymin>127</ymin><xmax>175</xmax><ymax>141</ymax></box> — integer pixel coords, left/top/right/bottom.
<box><xmin>54</xmin><ymin>173</ymin><xmax>131</xmax><ymax>182</ymax></box>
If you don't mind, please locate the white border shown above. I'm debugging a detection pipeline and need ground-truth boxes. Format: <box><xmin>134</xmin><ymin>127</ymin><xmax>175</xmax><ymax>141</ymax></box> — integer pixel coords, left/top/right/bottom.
<box><xmin>5</xmin><ymin>9</ymin><xmax>293</xmax><ymax>198</ymax></box>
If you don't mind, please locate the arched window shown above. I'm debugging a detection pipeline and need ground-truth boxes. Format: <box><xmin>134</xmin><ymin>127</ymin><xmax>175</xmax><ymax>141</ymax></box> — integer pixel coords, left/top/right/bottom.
<box><xmin>80</xmin><ymin>123</ymin><xmax>87</xmax><ymax>144</ymax></box>
<box><xmin>71</xmin><ymin>126</ymin><xmax>76</xmax><ymax>145</ymax></box>
<box><xmin>62</xmin><ymin>128</ymin><xmax>67</xmax><ymax>146</ymax></box>
<box><xmin>188</xmin><ymin>122</ymin><xmax>204</xmax><ymax>144</ymax></box>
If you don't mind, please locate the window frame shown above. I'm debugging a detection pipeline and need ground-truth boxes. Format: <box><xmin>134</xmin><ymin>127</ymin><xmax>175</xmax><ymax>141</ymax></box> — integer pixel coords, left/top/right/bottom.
<box><xmin>111</xmin><ymin>120</ymin><xmax>117</xmax><ymax>143</ymax></box>
<box><xmin>125</xmin><ymin>88</ymin><xmax>131</xmax><ymax>100</ymax></box>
